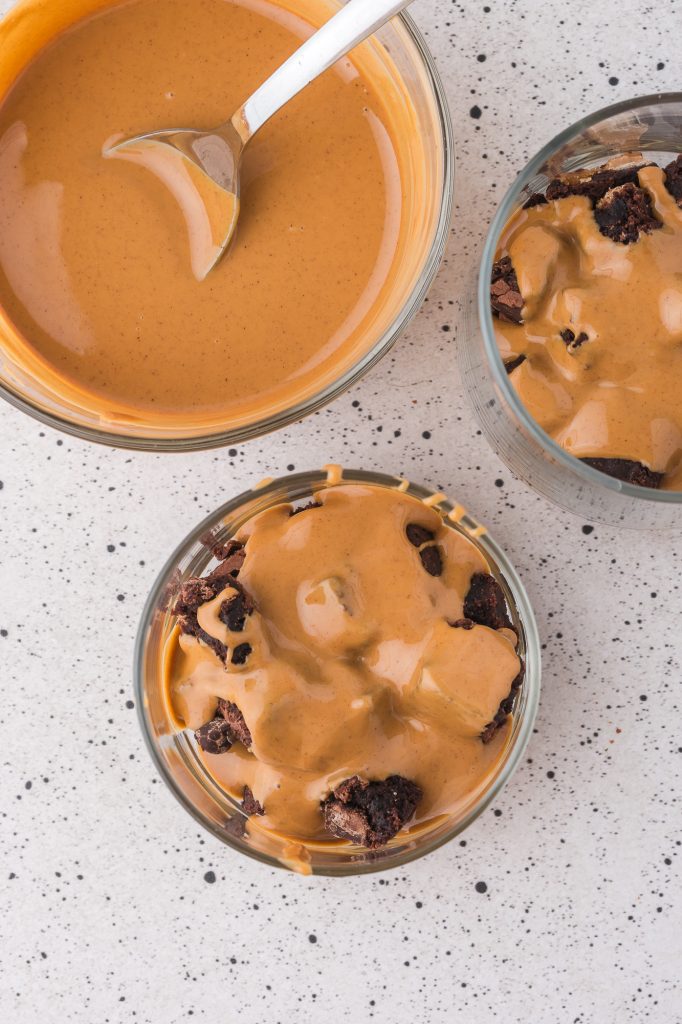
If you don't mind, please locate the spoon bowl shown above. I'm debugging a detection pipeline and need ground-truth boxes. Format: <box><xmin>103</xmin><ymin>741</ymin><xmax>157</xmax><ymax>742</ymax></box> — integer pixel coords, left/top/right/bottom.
<box><xmin>106</xmin><ymin>0</ymin><xmax>414</xmax><ymax>279</ymax></box>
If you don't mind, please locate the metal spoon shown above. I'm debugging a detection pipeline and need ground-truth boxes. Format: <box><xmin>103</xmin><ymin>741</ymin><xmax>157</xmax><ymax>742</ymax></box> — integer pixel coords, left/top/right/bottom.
<box><xmin>106</xmin><ymin>0</ymin><xmax>415</xmax><ymax>281</ymax></box>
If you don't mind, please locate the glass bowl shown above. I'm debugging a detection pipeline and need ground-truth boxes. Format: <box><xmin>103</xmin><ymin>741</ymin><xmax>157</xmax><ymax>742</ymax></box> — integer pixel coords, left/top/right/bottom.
<box><xmin>0</xmin><ymin>0</ymin><xmax>453</xmax><ymax>451</ymax></box>
<box><xmin>461</xmin><ymin>93</ymin><xmax>682</xmax><ymax>530</ymax></box>
<box><xmin>134</xmin><ymin>467</ymin><xmax>541</xmax><ymax>876</ymax></box>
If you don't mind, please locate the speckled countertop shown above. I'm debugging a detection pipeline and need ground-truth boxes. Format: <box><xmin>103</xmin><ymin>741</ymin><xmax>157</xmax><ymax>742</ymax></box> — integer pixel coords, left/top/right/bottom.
<box><xmin>1</xmin><ymin>1</ymin><xmax>680</xmax><ymax>1021</ymax></box>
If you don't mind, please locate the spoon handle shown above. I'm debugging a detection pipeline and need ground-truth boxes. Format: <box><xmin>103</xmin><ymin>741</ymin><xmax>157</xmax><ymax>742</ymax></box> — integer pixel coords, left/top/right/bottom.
<box><xmin>232</xmin><ymin>0</ymin><xmax>415</xmax><ymax>142</ymax></box>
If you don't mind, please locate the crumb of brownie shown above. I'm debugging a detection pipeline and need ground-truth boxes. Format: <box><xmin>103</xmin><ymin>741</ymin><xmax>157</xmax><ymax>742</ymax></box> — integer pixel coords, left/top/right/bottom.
<box><xmin>450</xmin><ymin>617</ymin><xmax>475</xmax><ymax>630</ymax></box>
<box><xmin>504</xmin><ymin>354</ymin><xmax>526</xmax><ymax>374</ymax></box>
<box><xmin>523</xmin><ymin>192</ymin><xmax>548</xmax><ymax>209</ymax></box>
<box><xmin>560</xmin><ymin>328</ymin><xmax>589</xmax><ymax>351</ymax></box>
<box><xmin>218</xmin><ymin>586</ymin><xmax>254</xmax><ymax>632</ymax></box>
<box><xmin>464</xmin><ymin>572</ymin><xmax>512</xmax><ymax>630</ymax></box>
<box><xmin>322</xmin><ymin>775</ymin><xmax>422</xmax><ymax>848</ymax></box>
<box><xmin>217</xmin><ymin>698</ymin><xmax>252</xmax><ymax>749</ymax></box>
<box><xmin>663</xmin><ymin>154</ymin><xmax>682</xmax><ymax>205</ymax></box>
<box><xmin>491</xmin><ymin>256</ymin><xmax>524</xmax><ymax>323</ymax></box>
<box><xmin>195</xmin><ymin>716</ymin><xmax>234</xmax><ymax>754</ymax></box>
<box><xmin>289</xmin><ymin>501</ymin><xmax>322</xmax><ymax>517</ymax></box>
<box><xmin>200</xmin><ymin>534</ymin><xmax>245</xmax><ymax>567</ymax></box>
<box><xmin>545</xmin><ymin>163</ymin><xmax>645</xmax><ymax>204</ymax></box>
<box><xmin>242</xmin><ymin>785</ymin><xmax>265</xmax><ymax>816</ymax></box>
<box><xmin>581</xmin><ymin>457</ymin><xmax>664</xmax><ymax>489</ymax></box>
<box><xmin>481</xmin><ymin>666</ymin><xmax>524</xmax><ymax>743</ymax></box>
<box><xmin>419</xmin><ymin>545</ymin><xmax>443</xmax><ymax>577</ymax></box>
<box><xmin>405</xmin><ymin>523</ymin><xmax>435</xmax><ymax>547</ymax></box>
<box><xmin>594</xmin><ymin>183</ymin><xmax>661</xmax><ymax>244</ymax></box>
<box><xmin>231</xmin><ymin>642</ymin><xmax>252</xmax><ymax>666</ymax></box>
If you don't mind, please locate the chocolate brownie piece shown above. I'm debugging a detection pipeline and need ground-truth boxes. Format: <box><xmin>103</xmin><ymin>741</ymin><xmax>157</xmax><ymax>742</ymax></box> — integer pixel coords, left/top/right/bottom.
<box><xmin>322</xmin><ymin>775</ymin><xmax>422</xmax><ymax>849</ymax></box>
<box><xmin>231</xmin><ymin>643</ymin><xmax>252</xmax><ymax>666</ymax></box>
<box><xmin>173</xmin><ymin>571</ymin><xmax>232</xmax><ymax>662</ymax></box>
<box><xmin>195</xmin><ymin>716</ymin><xmax>234</xmax><ymax>754</ymax></box>
<box><xmin>491</xmin><ymin>256</ymin><xmax>524</xmax><ymax>324</ymax></box>
<box><xmin>560</xmin><ymin>328</ymin><xmax>589</xmax><ymax>351</ymax></box>
<box><xmin>241</xmin><ymin>785</ymin><xmax>264</xmax><ymax>816</ymax></box>
<box><xmin>664</xmin><ymin>155</ymin><xmax>682</xmax><ymax>205</ymax></box>
<box><xmin>594</xmin><ymin>183</ymin><xmax>660</xmax><ymax>244</ymax></box>
<box><xmin>481</xmin><ymin>665</ymin><xmax>524</xmax><ymax>744</ymax></box>
<box><xmin>217</xmin><ymin>698</ymin><xmax>252</xmax><ymax>749</ymax></box>
<box><xmin>451</xmin><ymin>617</ymin><xmax>475</xmax><ymax>630</ymax></box>
<box><xmin>219</xmin><ymin>586</ymin><xmax>254</xmax><ymax>633</ymax></box>
<box><xmin>581</xmin><ymin>457</ymin><xmax>664</xmax><ymax>489</ymax></box>
<box><xmin>289</xmin><ymin>501</ymin><xmax>322</xmax><ymax>517</ymax></box>
<box><xmin>405</xmin><ymin>523</ymin><xmax>435</xmax><ymax>547</ymax></box>
<box><xmin>200</xmin><ymin>535</ymin><xmax>246</xmax><ymax>571</ymax></box>
<box><xmin>419</xmin><ymin>545</ymin><xmax>443</xmax><ymax>577</ymax></box>
<box><xmin>463</xmin><ymin>572</ymin><xmax>512</xmax><ymax>630</ymax></box>
<box><xmin>545</xmin><ymin>163</ymin><xmax>645</xmax><ymax>204</ymax></box>
<box><xmin>504</xmin><ymin>353</ymin><xmax>526</xmax><ymax>374</ymax></box>
<box><xmin>523</xmin><ymin>192</ymin><xmax>549</xmax><ymax>209</ymax></box>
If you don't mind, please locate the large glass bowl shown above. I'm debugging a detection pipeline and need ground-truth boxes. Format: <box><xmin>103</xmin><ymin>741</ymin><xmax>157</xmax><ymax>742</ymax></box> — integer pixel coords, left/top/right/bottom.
<box><xmin>461</xmin><ymin>93</ymin><xmax>682</xmax><ymax>530</ymax></box>
<box><xmin>134</xmin><ymin>468</ymin><xmax>541</xmax><ymax>876</ymax></box>
<box><xmin>0</xmin><ymin>0</ymin><xmax>453</xmax><ymax>450</ymax></box>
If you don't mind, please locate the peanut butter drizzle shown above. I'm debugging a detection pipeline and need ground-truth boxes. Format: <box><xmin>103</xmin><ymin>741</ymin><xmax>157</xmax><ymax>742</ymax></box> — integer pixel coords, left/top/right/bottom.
<box><xmin>165</xmin><ymin>484</ymin><xmax>521</xmax><ymax>845</ymax></box>
<box><xmin>0</xmin><ymin>0</ymin><xmax>427</xmax><ymax>432</ymax></box>
<box><xmin>495</xmin><ymin>165</ymin><xmax>682</xmax><ymax>490</ymax></box>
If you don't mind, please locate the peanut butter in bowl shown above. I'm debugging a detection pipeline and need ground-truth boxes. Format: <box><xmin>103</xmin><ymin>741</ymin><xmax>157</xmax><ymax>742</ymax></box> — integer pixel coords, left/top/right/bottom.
<box><xmin>0</xmin><ymin>0</ymin><xmax>450</xmax><ymax>446</ymax></box>
<box><xmin>141</xmin><ymin>468</ymin><xmax>540</xmax><ymax>872</ymax></box>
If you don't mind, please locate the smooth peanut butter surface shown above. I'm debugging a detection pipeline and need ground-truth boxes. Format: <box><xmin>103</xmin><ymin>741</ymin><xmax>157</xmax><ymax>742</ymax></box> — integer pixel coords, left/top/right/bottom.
<box><xmin>165</xmin><ymin>484</ymin><xmax>521</xmax><ymax>845</ymax></box>
<box><xmin>0</xmin><ymin>0</ymin><xmax>415</xmax><ymax>429</ymax></box>
<box><xmin>495</xmin><ymin>165</ymin><xmax>682</xmax><ymax>490</ymax></box>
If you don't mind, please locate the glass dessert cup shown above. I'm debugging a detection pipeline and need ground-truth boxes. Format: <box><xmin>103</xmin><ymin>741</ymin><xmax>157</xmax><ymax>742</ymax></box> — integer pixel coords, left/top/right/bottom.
<box><xmin>461</xmin><ymin>93</ymin><xmax>682</xmax><ymax>530</ymax></box>
<box><xmin>0</xmin><ymin>0</ymin><xmax>453</xmax><ymax>451</ymax></box>
<box><xmin>134</xmin><ymin>467</ymin><xmax>541</xmax><ymax>876</ymax></box>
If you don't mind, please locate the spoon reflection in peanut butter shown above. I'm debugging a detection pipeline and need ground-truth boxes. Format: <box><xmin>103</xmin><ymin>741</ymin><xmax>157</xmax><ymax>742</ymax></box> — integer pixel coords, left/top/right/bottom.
<box><xmin>105</xmin><ymin>0</ymin><xmax>414</xmax><ymax>281</ymax></box>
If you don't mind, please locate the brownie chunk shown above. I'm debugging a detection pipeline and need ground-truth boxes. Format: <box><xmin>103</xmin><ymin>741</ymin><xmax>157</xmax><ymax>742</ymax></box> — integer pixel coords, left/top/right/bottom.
<box><xmin>451</xmin><ymin>617</ymin><xmax>475</xmax><ymax>630</ymax></box>
<box><xmin>419</xmin><ymin>545</ymin><xmax>443</xmax><ymax>577</ymax></box>
<box><xmin>194</xmin><ymin>716</ymin><xmax>234</xmax><ymax>755</ymax></box>
<box><xmin>545</xmin><ymin>163</ymin><xmax>645</xmax><ymax>204</ymax></box>
<box><xmin>322</xmin><ymin>775</ymin><xmax>422</xmax><ymax>849</ymax></box>
<box><xmin>481</xmin><ymin>666</ymin><xmax>524</xmax><ymax>744</ymax></box>
<box><xmin>491</xmin><ymin>256</ymin><xmax>524</xmax><ymax>323</ymax></box>
<box><xmin>405</xmin><ymin>522</ymin><xmax>435</xmax><ymax>547</ymax></box>
<box><xmin>231</xmin><ymin>643</ymin><xmax>252</xmax><ymax>666</ymax></box>
<box><xmin>504</xmin><ymin>354</ymin><xmax>526</xmax><ymax>374</ymax></box>
<box><xmin>560</xmin><ymin>328</ymin><xmax>589</xmax><ymax>351</ymax></box>
<box><xmin>241</xmin><ymin>785</ymin><xmax>264</xmax><ymax>816</ymax></box>
<box><xmin>200</xmin><ymin>535</ymin><xmax>246</xmax><ymax>572</ymax></box>
<box><xmin>290</xmin><ymin>501</ymin><xmax>322</xmax><ymax>517</ymax></box>
<box><xmin>664</xmin><ymin>154</ymin><xmax>682</xmax><ymax>205</ymax></box>
<box><xmin>217</xmin><ymin>698</ymin><xmax>252</xmax><ymax>749</ymax></box>
<box><xmin>594</xmin><ymin>183</ymin><xmax>660</xmax><ymax>244</ymax></box>
<box><xmin>581</xmin><ymin>457</ymin><xmax>664</xmax><ymax>489</ymax></box>
<box><xmin>523</xmin><ymin>192</ymin><xmax>548</xmax><ymax>209</ymax></box>
<box><xmin>463</xmin><ymin>572</ymin><xmax>512</xmax><ymax>630</ymax></box>
<box><xmin>173</xmin><ymin>572</ymin><xmax>231</xmax><ymax>662</ymax></box>
<box><xmin>219</xmin><ymin>586</ymin><xmax>254</xmax><ymax>633</ymax></box>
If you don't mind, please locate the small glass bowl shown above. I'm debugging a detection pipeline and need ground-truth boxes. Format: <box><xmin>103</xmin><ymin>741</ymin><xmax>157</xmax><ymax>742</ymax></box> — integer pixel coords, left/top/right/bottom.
<box><xmin>134</xmin><ymin>467</ymin><xmax>541</xmax><ymax>876</ymax></box>
<box><xmin>461</xmin><ymin>93</ymin><xmax>682</xmax><ymax>530</ymax></box>
<box><xmin>0</xmin><ymin>0</ymin><xmax>453</xmax><ymax>451</ymax></box>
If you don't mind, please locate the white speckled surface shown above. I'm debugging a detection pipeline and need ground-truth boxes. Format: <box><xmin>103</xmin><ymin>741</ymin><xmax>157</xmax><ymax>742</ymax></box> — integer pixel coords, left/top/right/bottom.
<box><xmin>1</xmin><ymin>1</ymin><xmax>680</xmax><ymax>1021</ymax></box>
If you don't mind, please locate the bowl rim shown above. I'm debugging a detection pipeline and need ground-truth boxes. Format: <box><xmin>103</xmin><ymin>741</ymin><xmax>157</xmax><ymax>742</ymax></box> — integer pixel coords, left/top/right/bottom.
<box><xmin>0</xmin><ymin>6</ymin><xmax>454</xmax><ymax>451</ymax></box>
<box><xmin>478</xmin><ymin>91</ymin><xmax>682</xmax><ymax>503</ymax></box>
<box><xmin>133</xmin><ymin>467</ymin><xmax>542</xmax><ymax>876</ymax></box>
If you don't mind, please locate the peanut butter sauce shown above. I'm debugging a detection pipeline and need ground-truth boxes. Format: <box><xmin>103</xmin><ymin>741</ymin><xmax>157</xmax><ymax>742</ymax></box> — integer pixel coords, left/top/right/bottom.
<box><xmin>164</xmin><ymin>484</ymin><xmax>521</xmax><ymax>845</ymax></box>
<box><xmin>495</xmin><ymin>165</ymin><xmax>682</xmax><ymax>490</ymax></box>
<box><xmin>0</xmin><ymin>0</ymin><xmax>423</xmax><ymax>432</ymax></box>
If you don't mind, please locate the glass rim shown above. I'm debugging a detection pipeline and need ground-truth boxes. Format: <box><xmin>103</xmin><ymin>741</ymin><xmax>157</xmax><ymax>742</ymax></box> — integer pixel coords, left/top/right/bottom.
<box><xmin>478</xmin><ymin>91</ymin><xmax>682</xmax><ymax>504</ymax></box>
<box><xmin>0</xmin><ymin>8</ymin><xmax>454</xmax><ymax>452</ymax></box>
<box><xmin>133</xmin><ymin>467</ymin><xmax>542</xmax><ymax>876</ymax></box>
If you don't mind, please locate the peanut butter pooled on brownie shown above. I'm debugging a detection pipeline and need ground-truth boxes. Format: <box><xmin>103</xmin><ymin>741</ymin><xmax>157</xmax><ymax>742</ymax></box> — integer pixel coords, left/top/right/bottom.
<box><xmin>164</xmin><ymin>484</ymin><xmax>523</xmax><ymax>849</ymax></box>
<box><xmin>492</xmin><ymin>156</ymin><xmax>682</xmax><ymax>490</ymax></box>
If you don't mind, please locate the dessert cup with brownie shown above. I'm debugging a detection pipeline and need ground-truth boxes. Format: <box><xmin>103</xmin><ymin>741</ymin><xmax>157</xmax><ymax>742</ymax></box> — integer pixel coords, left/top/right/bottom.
<box><xmin>462</xmin><ymin>94</ymin><xmax>682</xmax><ymax>529</ymax></box>
<box><xmin>135</xmin><ymin>467</ymin><xmax>540</xmax><ymax>875</ymax></box>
